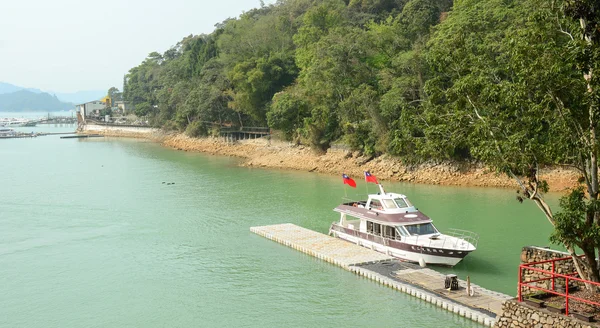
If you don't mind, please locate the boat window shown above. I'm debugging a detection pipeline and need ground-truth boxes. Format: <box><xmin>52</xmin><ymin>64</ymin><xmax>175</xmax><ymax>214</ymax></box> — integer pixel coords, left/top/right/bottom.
<box><xmin>367</xmin><ymin>221</ymin><xmax>374</xmax><ymax>233</ymax></box>
<box><xmin>383</xmin><ymin>225</ymin><xmax>396</xmax><ymax>239</ymax></box>
<box><xmin>396</xmin><ymin>226</ymin><xmax>409</xmax><ymax>237</ymax></box>
<box><xmin>394</xmin><ymin>198</ymin><xmax>409</xmax><ymax>208</ymax></box>
<box><xmin>382</xmin><ymin>199</ymin><xmax>397</xmax><ymax>209</ymax></box>
<box><xmin>369</xmin><ymin>199</ymin><xmax>383</xmax><ymax>210</ymax></box>
<box><xmin>373</xmin><ymin>223</ymin><xmax>381</xmax><ymax>235</ymax></box>
<box><xmin>405</xmin><ymin>223</ymin><xmax>438</xmax><ymax>235</ymax></box>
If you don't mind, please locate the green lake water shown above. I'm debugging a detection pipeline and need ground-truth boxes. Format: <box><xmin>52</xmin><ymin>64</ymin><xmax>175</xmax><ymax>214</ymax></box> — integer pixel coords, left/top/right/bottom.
<box><xmin>0</xmin><ymin>123</ymin><xmax>559</xmax><ymax>327</ymax></box>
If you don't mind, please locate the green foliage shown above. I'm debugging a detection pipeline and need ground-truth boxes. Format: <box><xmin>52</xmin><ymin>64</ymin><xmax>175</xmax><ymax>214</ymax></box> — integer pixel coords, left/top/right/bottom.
<box><xmin>99</xmin><ymin>108</ymin><xmax>112</xmax><ymax>118</ymax></box>
<box><xmin>120</xmin><ymin>0</ymin><xmax>591</xmax><ymax>171</ymax></box>
<box><xmin>185</xmin><ymin>120</ymin><xmax>209</xmax><ymax>138</ymax></box>
<box><xmin>550</xmin><ymin>187</ymin><xmax>600</xmax><ymax>248</ymax></box>
<box><xmin>226</xmin><ymin>52</ymin><xmax>298</xmax><ymax>123</ymax></box>
<box><xmin>107</xmin><ymin>87</ymin><xmax>122</xmax><ymax>102</ymax></box>
<box><xmin>134</xmin><ymin>102</ymin><xmax>152</xmax><ymax>117</ymax></box>
<box><xmin>122</xmin><ymin>0</ymin><xmax>446</xmax><ymax>154</ymax></box>
<box><xmin>423</xmin><ymin>0</ymin><xmax>583</xmax><ymax>170</ymax></box>
<box><xmin>422</xmin><ymin>0</ymin><xmax>600</xmax><ymax>282</ymax></box>
<box><xmin>267</xmin><ymin>90</ymin><xmax>310</xmax><ymax>140</ymax></box>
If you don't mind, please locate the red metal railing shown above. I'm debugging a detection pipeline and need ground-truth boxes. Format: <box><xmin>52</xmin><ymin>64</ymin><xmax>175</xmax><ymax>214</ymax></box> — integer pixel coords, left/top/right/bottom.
<box><xmin>518</xmin><ymin>256</ymin><xmax>600</xmax><ymax>315</ymax></box>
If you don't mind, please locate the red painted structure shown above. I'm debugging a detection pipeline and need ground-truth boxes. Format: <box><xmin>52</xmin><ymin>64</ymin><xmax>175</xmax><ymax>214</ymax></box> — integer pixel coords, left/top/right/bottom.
<box><xmin>518</xmin><ymin>256</ymin><xmax>600</xmax><ymax>315</ymax></box>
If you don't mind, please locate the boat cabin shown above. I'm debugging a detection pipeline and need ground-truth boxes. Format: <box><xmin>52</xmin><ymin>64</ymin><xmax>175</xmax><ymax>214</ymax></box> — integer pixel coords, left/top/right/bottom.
<box><xmin>362</xmin><ymin>192</ymin><xmax>416</xmax><ymax>213</ymax></box>
<box><xmin>361</xmin><ymin>217</ymin><xmax>440</xmax><ymax>240</ymax></box>
<box><xmin>337</xmin><ymin>185</ymin><xmax>441</xmax><ymax>241</ymax></box>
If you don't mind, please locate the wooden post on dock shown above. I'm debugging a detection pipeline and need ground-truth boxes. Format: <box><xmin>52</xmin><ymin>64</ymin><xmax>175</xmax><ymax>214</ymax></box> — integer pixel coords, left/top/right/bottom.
<box><xmin>467</xmin><ymin>276</ymin><xmax>471</xmax><ymax>296</ymax></box>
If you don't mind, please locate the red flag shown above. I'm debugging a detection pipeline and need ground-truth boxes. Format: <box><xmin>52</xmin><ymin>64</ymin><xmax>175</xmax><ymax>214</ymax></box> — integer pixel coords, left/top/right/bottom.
<box><xmin>364</xmin><ymin>171</ymin><xmax>378</xmax><ymax>184</ymax></box>
<box><xmin>342</xmin><ymin>174</ymin><xmax>356</xmax><ymax>188</ymax></box>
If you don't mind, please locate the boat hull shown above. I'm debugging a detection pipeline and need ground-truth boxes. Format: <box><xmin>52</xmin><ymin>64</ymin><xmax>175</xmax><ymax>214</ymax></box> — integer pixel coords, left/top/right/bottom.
<box><xmin>330</xmin><ymin>225</ymin><xmax>471</xmax><ymax>267</ymax></box>
<box><xmin>1</xmin><ymin>121</ymin><xmax>37</xmax><ymax>127</ymax></box>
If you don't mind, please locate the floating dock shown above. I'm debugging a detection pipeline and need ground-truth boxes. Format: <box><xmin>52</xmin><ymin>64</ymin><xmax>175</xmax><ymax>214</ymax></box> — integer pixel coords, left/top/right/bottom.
<box><xmin>0</xmin><ymin>132</ymin><xmax>76</xmax><ymax>139</ymax></box>
<box><xmin>251</xmin><ymin>223</ymin><xmax>512</xmax><ymax>327</ymax></box>
<box><xmin>0</xmin><ymin>134</ymin><xmax>37</xmax><ymax>139</ymax></box>
<box><xmin>60</xmin><ymin>134</ymin><xmax>103</xmax><ymax>139</ymax></box>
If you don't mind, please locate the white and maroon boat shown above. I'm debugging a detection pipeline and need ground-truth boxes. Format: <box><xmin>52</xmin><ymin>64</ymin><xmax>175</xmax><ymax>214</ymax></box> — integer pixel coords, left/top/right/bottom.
<box><xmin>329</xmin><ymin>184</ymin><xmax>478</xmax><ymax>266</ymax></box>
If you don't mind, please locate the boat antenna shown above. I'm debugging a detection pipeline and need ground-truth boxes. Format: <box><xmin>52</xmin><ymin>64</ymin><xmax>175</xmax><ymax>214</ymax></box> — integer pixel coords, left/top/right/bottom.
<box><xmin>378</xmin><ymin>183</ymin><xmax>386</xmax><ymax>195</ymax></box>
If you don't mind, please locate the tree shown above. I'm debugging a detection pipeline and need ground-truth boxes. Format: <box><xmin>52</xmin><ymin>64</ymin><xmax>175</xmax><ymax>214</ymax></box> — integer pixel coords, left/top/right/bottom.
<box><xmin>425</xmin><ymin>0</ymin><xmax>600</xmax><ymax>287</ymax></box>
<box><xmin>134</xmin><ymin>102</ymin><xmax>152</xmax><ymax>117</ymax></box>
<box><xmin>267</xmin><ymin>88</ymin><xmax>310</xmax><ymax>141</ymax></box>
<box><xmin>363</xmin><ymin>0</ymin><xmax>449</xmax><ymax>156</ymax></box>
<box><xmin>548</xmin><ymin>0</ymin><xmax>600</xmax><ymax>286</ymax></box>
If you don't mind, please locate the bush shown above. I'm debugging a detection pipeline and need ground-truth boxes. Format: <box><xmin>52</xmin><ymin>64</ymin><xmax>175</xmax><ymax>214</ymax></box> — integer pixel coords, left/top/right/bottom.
<box><xmin>185</xmin><ymin>121</ymin><xmax>209</xmax><ymax>137</ymax></box>
<box><xmin>162</xmin><ymin>120</ymin><xmax>179</xmax><ymax>131</ymax></box>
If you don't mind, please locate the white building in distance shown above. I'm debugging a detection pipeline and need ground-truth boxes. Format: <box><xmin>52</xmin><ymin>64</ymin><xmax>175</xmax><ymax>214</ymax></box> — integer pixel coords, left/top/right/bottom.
<box><xmin>76</xmin><ymin>101</ymin><xmax>106</xmax><ymax>119</ymax></box>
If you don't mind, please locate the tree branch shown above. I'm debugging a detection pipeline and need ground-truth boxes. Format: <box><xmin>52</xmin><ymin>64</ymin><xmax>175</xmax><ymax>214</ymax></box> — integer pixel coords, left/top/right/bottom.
<box><xmin>557</xmin><ymin>14</ymin><xmax>575</xmax><ymax>41</ymax></box>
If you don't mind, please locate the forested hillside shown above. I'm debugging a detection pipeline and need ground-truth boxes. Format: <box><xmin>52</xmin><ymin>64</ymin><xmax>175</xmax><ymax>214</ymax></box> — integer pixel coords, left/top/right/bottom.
<box><xmin>0</xmin><ymin>90</ymin><xmax>73</xmax><ymax>112</ymax></box>
<box><xmin>123</xmin><ymin>0</ymin><xmax>597</xmax><ymax>167</ymax></box>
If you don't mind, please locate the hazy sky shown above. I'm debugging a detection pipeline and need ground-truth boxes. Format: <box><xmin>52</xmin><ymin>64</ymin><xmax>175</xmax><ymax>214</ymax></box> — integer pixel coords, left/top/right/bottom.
<box><xmin>0</xmin><ymin>0</ymin><xmax>274</xmax><ymax>93</ymax></box>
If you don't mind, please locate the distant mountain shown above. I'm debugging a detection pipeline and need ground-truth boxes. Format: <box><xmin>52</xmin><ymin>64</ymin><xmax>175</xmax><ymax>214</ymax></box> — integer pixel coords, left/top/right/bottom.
<box><xmin>0</xmin><ymin>90</ymin><xmax>74</xmax><ymax>112</ymax></box>
<box><xmin>0</xmin><ymin>82</ymin><xmax>105</xmax><ymax>104</ymax></box>
<box><xmin>52</xmin><ymin>90</ymin><xmax>106</xmax><ymax>104</ymax></box>
<box><xmin>0</xmin><ymin>82</ymin><xmax>20</xmax><ymax>94</ymax></box>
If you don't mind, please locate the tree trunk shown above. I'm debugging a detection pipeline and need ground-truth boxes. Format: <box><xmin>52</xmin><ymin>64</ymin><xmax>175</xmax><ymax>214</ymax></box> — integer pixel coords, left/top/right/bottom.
<box><xmin>582</xmin><ymin>248</ymin><xmax>600</xmax><ymax>283</ymax></box>
<box><xmin>237</xmin><ymin>112</ymin><xmax>244</xmax><ymax>129</ymax></box>
<box><xmin>527</xmin><ymin>186</ymin><xmax>597</xmax><ymax>289</ymax></box>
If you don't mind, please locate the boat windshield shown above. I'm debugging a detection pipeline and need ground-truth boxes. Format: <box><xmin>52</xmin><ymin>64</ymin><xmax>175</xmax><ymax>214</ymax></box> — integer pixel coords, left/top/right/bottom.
<box><xmin>382</xmin><ymin>199</ymin><xmax>397</xmax><ymax>208</ymax></box>
<box><xmin>405</xmin><ymin>223</ymin><xmax>438</xmax><ymax>236</ymax></box>
<box><xmin>394</xmin><ymin>197</ymin><xmax>412</xmax><ymax>208</ymax></box>
<box><xmin>396</xmin><ymin>226</ymin><xmax>409</xmax><ymax>237</ymax></box>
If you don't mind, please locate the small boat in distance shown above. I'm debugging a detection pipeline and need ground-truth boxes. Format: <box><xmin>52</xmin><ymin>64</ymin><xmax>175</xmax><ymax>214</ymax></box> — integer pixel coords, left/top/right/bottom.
<box><xmin>329</xmin><ymin>183</ymin><xmax>478</xmax><ymax>266</ymax></box>
<box><xmin>0</xmin><ymin>118</ymin><xmax>38</xmax><ymax>127</ymax></box>
<box><xmin>0</xmin><ymin>128</ymin><xmax>17</xmax><ymax>137</ymax></box>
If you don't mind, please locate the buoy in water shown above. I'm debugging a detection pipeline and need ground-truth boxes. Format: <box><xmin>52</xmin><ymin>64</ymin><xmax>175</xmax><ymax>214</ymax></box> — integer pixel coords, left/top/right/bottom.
<box><xmin>418</xmin><ymin>258</ymin><xmax>426</xmax><ymax>268</ymax></box>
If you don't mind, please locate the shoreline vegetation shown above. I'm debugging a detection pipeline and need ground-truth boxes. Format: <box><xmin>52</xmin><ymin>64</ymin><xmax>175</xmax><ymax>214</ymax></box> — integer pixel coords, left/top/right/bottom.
<box><xmin>86</xmin><ymin>128</ymin><xmax>579</xmax><ymax>192</ymax></box>
<box><xmin>113</xmin><ymin>0</ymin><xmax>593</xmax><ymax>196</ymax></box>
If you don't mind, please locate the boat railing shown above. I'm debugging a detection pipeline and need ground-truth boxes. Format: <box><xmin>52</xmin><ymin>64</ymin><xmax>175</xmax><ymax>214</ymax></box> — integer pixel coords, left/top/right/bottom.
<box><xmin>330</xmin><ymin>223</ymin><xmax>389</xmax><ymax>245</ymax></box>
<box><xmin>445</xmin><ymin>228</ymin><xmax>479</xmax><ymax>249</ymax></box>
<box><xmin>331</xmin><ymin>222</ymin><xmax>478</xmax><ymax>253</ymax></box>
<box><xmin>410</xmin><ymin>229</ymin><xmax>478</xmax><ymax>250</ymax></box>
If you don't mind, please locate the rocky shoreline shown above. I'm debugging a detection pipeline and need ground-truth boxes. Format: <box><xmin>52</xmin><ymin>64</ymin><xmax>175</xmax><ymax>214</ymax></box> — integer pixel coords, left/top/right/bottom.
<box><xmin>84</xmin><ymin>127</ymin><xmax>578</xmax><ymax>192</ymax></box>
<box><xmin>161</xmin><ymin>134</ymin><xmax>578</xmax><ymax>192</ymax></box>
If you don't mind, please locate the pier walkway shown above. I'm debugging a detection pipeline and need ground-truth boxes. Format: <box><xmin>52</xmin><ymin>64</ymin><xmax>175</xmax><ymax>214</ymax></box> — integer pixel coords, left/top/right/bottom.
<box><xmin>220</xmin><ymin>126</ymin><xmax>270</xmax><ymax>142</ymax></box>
<box><xmin>251</xmin><ymin>223</ymin><xmax>393</xmax><ymax>268</ymax></box>
<box><xmin>251</xmin><ymin>223</ymin><xmax>512</xmax><ymax>327</ymax></box>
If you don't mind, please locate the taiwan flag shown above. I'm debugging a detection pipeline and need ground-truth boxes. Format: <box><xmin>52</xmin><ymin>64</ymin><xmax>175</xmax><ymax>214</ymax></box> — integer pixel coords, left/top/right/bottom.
<box><xmin>364</xmin><ymin>171</ymin><xmax>378</xmax><ymax>184</ymax></box>
<box><xmin>342</xmin><ymin>174</ymin><xmax>357</xmax><ymax>188</ymax></box>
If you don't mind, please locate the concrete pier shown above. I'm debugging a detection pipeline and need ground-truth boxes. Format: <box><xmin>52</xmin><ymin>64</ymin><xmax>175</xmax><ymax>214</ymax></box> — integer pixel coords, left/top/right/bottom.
<box><xmin>251</xmin><ymin>223</ymin><xmax>512</xmax><ymax>327</ymax></box>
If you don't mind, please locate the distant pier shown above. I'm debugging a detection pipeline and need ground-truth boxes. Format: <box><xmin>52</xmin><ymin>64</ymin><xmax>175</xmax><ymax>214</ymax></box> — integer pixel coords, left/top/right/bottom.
<box><xmin>251</xmin><ymin>223</ymin><xmax>512</xmax><ymax>327</ymax></box>
<box><xmin>60</xmin><ymin>134</ymin><xmax>103</xmax><ymax>139</ymax></box>
<box><xmin>0</xmin><ymin>133</ymin><xmax>38</xmax><ymax>139</ymax></box>
<box><xmin>0</xmin><ymin>131</ymin><xmax>76</xmax><ymax>139</ymax></box>
<box><xmin>220</xmin><ymin>126</ymin><xmax>270</xmax><ymax>142</ymax></box>
<box><xmin>39</xmin><ymin>116</ymin><xmax>78</xmax><ymax>125</ymax></box>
